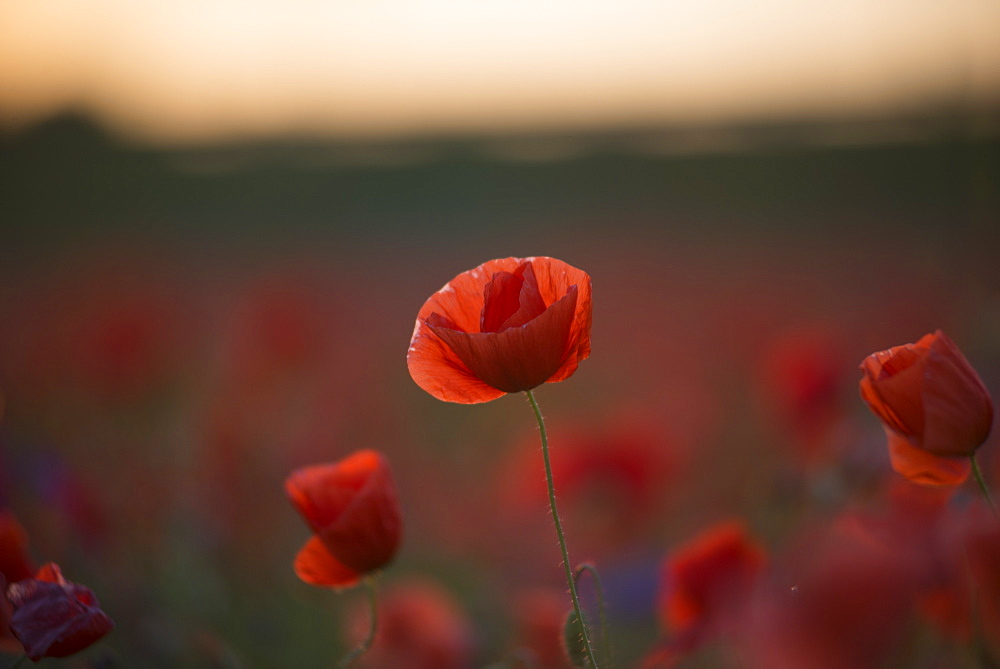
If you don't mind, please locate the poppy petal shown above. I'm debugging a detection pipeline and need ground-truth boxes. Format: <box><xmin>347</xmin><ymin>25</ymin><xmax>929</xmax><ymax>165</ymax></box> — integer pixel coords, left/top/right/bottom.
<box><xmin>7</xmin><ymin>568</ymin><xmax>114</xmax><ymax>661</ymax></box>
<box><xmin>528</xmin><ymin>258</ymin><xmax>592</xmax><ymax>384</ymax></box>
<box><xmin>418</xmin><ymin>258</ymin><xmax>531</xmax><ymax>333</ymax></box>
<box><xmin>860</xmin><ymin>346</ymin><xmax>928</xmax><ymax>437</ymax></box>
<box><xmin>919</xmin><ymin>332</ymin><xmax>994</xmax><ymax>456</ymax></box>
<box><xmin>285</xmin><ymin>451</ymin><xmax>381</xmax><ymax>532</ymax></box>
<box><xmin>483</xmin><ymin>262</ymin><xmax>548</xmax><ymax>332</ymax></box>
<box><xmin>320</xmin><ymin>458</ymin><xmax>402</xmax><ymax>573</ymax></box>
<box><xmin>429</xmin><ymin>287</ymin><xmax>578</xmax><ymax>393</ymax></box>
<box><xmin>293</xmin><ymin>535</ymin><xmax>361</xmax><ymax>588</ymax></box>
<box><xmin>885</xmin><ymin>429</ymin><xmax>970</xmax><ymax>486</ymax></box>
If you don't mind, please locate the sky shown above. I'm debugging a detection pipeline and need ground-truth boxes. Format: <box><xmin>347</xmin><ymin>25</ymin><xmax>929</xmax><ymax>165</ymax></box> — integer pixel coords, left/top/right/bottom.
<box><xmin>1</xmin><ymin>0</ymin><xmax>998</xmax><ymax>143</ymax></box>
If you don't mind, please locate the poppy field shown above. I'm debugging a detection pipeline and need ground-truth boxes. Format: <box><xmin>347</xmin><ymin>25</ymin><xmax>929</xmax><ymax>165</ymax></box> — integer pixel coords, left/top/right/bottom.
<box><xmin>1</xmin><ymin>123</ymin><xmax>999</xmax><ymax>667</ymax></box>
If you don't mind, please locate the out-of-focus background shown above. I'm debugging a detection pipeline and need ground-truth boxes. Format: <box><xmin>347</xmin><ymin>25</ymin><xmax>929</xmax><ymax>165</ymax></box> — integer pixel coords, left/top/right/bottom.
<box><xmin>1</xmin><ymin>1</ymin><xmax>999</xmax><ymax>666</ymax></box>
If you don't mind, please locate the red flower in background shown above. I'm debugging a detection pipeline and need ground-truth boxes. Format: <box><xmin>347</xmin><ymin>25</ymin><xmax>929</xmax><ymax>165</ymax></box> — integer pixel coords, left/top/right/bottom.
<box><xmin>0</xmin><ymin>510</ymin><xmax>35</xmax><ymax>584</ymax></box>
<box><xmin>6</xmin><ymin>562</ymin><xmax>114</xmax><ymax>661</ymax></box>
<box><xmin>659</xmin><ymin>521</ymin><xmax>765</xmax><ymax>637</ymax></box>
<box><xmin>1</xmin><ymin>510</ymin><xmax>36</xmax><ymax>655</ymax></box>
<box><xmin>408</xmin><ymin>257</ymin><xmax>592</xmax><ymax>403</ymax></box>
<box><xmin>285</xmin><ymin>450</ymin><xmax>402</xmax><ymax>588</ymax></box>
<box><xmin>509</xmin><ymin>588</ymin><xmax>575</xmax><ymax>669</ymax></box>
<box><xmin>345</xmin><ymin>580</ymin><xmax>474</xmax><ymax>669</ymax></box>
<box><xmin>859</xmin><ymin>330</ymin><xmax>994</xmax><ymax>485</ymax></box>
<box><xmin>497</xmin><ymin>416</ymin><xmax>677</xmax><ymax>558</ymax></box>
<box><xmin>739</xmin><ymin>521</ymin><xmax>918</xmax><ymax>669</ymax></box>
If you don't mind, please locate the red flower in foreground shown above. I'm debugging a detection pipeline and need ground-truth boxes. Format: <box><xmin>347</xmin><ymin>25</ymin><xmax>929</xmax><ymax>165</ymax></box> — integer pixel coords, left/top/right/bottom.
<box><xmin>859</xmin><ymin>330</ymin><xmax>994</xmax><ymax>486</ymax></box>
<box><xmin>285</xmin><ymin>450</ymin><xmax>402</xmax><ymax>588</ymax></box>
<box><xmin>408</xmin><ymin>257</ymin><xmax>592</xmax><ymax>403</ymax></box>
<box><xmin>6</xmin><ymin>563</ymin><xmax>114</xmax><ymax>661</ymax></box>
<box><xmin>659</xmin><ymin>521</ymin><xmax>766</xmax><ymax>637</ymax></box>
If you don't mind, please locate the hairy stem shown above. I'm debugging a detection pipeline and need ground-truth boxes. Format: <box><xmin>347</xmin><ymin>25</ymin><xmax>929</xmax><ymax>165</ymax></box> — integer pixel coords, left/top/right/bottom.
<box><xmin>970</xmin><ymin>454</ymin><xmax>999</xmax><ymax>519</ymax></box>
<box><xmin>525</xmin><ymin>389</ymin><xmax>599</xmax><ymax>667</ymax></box>
<box><xmin>575</xmin><ymin>562</ymin><xmax>611</xmax><ymax>667</ymax></box>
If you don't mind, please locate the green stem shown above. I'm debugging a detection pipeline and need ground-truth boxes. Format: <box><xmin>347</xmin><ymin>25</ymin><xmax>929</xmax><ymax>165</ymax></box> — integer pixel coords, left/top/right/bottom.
<box><xmin>525</xmin><ymin>390</ymin><xmax>599</xmax><ymax>668</ymax></box>
<box><xmin>338</xmin><ymin>575</ymin><xmax>378</xmax><ymax>669</ymax></box>
<box><xmin>574</xmin><ymin>563</ymin><xmax>611</xmax><ymax>667</ymax></box>
<box><xmin>970</xmin><ymin>454</ymin><xmax>999</xmax><ymax>520</ymax></box>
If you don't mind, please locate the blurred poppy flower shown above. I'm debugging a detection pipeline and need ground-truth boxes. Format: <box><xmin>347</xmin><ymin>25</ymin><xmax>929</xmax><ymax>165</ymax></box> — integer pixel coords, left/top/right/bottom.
<box><xmin>0</xmin><ymin>510</ymin><xmax>36</xmax><ymax>655</ymax></box>
<box><xmin>659</xmin><ymin>520</ymin><xmax>765</xmax><ymax>637</ymax></box>
<box><xmin>510</xmin><ymin>588</ymin><xmax>574</xmax><ymax>669</ymax></box>
<box><xmin>859</xmin><ymin>330</ymin><xmax>994</xmax><ymax>485</ymax></box>
<box><xmin>408</xmin><ymin>257</ymin><xmax>592</xmax><ymax>403</ymax></box>
<box><xmin>0</xmin><ymin>509</ymin><xmax>35</xmax><ymax>584</ymax></box>
<box><xmin>345</xmin><ymin>580</ymin><xmax>474</xmax><ymax>669</ymax></box>
<box><xmin>759</xmin><ymin>327</ymin><xmax>847</xmax><ymax>462</ymax></box>
<box><xmin>498</xmin><ymin>416</ymin><xmax>676</xmax><ymax>558</ymax></box>
<box><xmin>739</xmin><ymin>522</ymin><xmax>917</xmax><ymax>669</ymax></box>
<box><xmin>285</xmin><ymin>450</ymin><xmax>402</xmax><ymax>588</ymax></box>
<box><xmin>6</xmin><ymin>562</ymin><xmax>115</xmax><ymax>661</ymax></box>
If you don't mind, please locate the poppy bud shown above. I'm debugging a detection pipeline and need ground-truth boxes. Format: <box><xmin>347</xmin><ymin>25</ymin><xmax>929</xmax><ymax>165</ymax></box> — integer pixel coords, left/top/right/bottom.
<box><xmin>859</xmin><ymin>330</ymin><xmax>994</xmax><ymax>486</ymax></box>
<box><xmin>285</xmin><ymin>450</ymin><xmax>402</xmax><ymax>588</ymax></box>
<box><xmin>408</xmin><ymin>257</ymin><xmax>592</xmax><ymax>403</ymax></box>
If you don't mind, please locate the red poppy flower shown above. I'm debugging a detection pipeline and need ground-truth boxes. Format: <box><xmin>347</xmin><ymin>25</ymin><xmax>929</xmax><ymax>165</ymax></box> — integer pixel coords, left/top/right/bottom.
<box><xmin>285</xmin><ymin>450</ymin><xmax>402</xmax><ymax>588</ymax></box>
<box><xmin>407</xmin><ymin>257</ymin><xmax>592</xmax><ymax>403</ymax></box>
<box><xmin>859</xmin><ymin>330</ymin><xmax>994</xmax><ymax>486</ymax></box>
<box><xmin>659</xmin><ymin>521</ymin><xmax>766</xmax><ymax>636</ymax></box>
<box><xmin>6</xmin><ymin>562</ymin><xmax>115</xmax><ymax>661</ymax></box>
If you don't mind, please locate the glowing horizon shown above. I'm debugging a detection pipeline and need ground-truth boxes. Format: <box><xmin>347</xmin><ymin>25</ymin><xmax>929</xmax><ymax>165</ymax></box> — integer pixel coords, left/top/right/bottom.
<box><xmin>1</xmin><ymin>0</ymin><xmax>998</xmax><ymax>143</ymax></box>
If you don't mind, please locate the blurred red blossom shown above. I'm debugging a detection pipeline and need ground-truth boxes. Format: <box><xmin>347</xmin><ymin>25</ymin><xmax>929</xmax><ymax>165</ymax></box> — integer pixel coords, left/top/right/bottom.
<box><xmin>658</xmin><ymin>520</ymin><xmax>766</xmax><ymax>639</ymax></box>
<box><xmin>6</xmin><ymin>562</ymin><xmax>114</xmax><ymax>661</ymax></box>
<box><xmin>909</xmin><ymin>502</ymin><xmax>1000</xmax><ymax>656</ymax></box>
<box><xmin>0</xmin><ymin>509</ymin><xmax>35</xmax><ymax>655</ymax></box>
<box><xmin>759</xmin><ymin>327</ymin><xmax>847</xmax><ymax>461</ymax></box>
<box><xmin>859</xmin><ymin>330</ymin><xmax>994</xmax><ymax>486</ymax></box>
<box><xmin>408</xmin><ymin>257</ymin><xmax>592</xmax><ymax>403</ymax></box>
<box><xmin>347</xmin><ymin>580</ymin><xmax>474</xmax><ymax>669</ymax></box>
<box><xmin>739</xmin><ymin>520</ymin><xmax>918</xmax><ymax>669</ymax></box>
<box><xmin>285</xmin><ymin>450</ymin><xmax>402</xmax><ymax>588</ymax></box>
<box><xmin>0</xmin><ymin>509</ymin><xmax>35</xmax><ymax>584</ymax></box>
<box><xmin>509</xmin><ymin>588</ymin><xmax>574</xmax><ymax>669</ymax></box>
<box><xmin>498</xmin><ymin>415</ymin><xmax>676</xmax><ymax>558</ymax></box>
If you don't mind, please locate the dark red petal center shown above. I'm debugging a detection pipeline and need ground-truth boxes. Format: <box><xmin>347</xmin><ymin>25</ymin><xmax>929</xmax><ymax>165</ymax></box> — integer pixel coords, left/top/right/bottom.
<box><xmin>878</xmin><ymin>347</ymin><xmax>923</xmax><ymax>379</ymax></box>
<box><xmin>480</xmin><ymin>262</ymin><xmax>547</xmax><ymax>333</ymax></box>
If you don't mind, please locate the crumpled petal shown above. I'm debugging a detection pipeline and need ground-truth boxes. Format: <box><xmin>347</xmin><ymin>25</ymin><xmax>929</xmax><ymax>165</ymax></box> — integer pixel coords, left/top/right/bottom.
<box><xmin>7</xmin><ymin>563</ymin><xmax>114</xmax><ymax>661</ymax></box>
<box><xmin>859</xmin><ymin>336</ymin><xmax>931</xmax><ymax>437</ymax></box>
<box><xmin>885</xmin><ymin>429</ymin><xmax>971</xmax><ymax>486</ymax></box>
<box><xmin>293</xmin><ymin>535</ymin><xmax>361</xmax><ymax>589</ymax></box>
<box><xmin>285</xmin><ymin>451</ymin><xmax>379</xmax><ymax>532</ymax></box>
<box><xmin>429</xmin><ymin>288</ymin><xmax>577</xmax><ymax>393</ymax></box>
<box><xmin>480</xmin><ymin>262</ymin><xmax>547</xmax><ymax>333</ymax></box>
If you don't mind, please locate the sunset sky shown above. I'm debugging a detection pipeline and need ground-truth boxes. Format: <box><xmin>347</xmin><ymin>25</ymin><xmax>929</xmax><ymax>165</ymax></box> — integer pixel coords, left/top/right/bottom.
<box><xmin>1</xmin><ymin>0</ymin><xmax>998</xmax><ymax>143</ymax></box>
